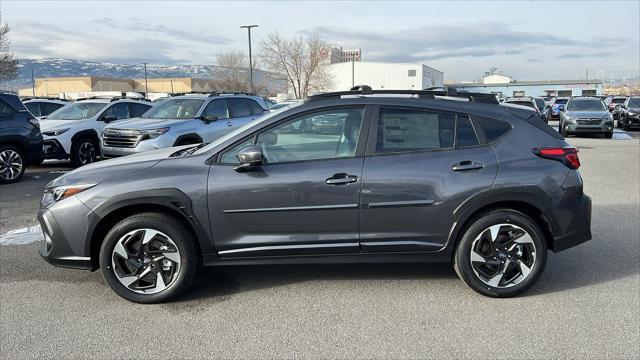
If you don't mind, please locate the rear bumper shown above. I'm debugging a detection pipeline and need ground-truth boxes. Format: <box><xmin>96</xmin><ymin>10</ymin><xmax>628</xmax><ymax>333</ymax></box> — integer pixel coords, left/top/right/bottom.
<box><xmin>551</xmin><ymin>195</ymin><xmax>592</xmax><ymax>252</ymax></box>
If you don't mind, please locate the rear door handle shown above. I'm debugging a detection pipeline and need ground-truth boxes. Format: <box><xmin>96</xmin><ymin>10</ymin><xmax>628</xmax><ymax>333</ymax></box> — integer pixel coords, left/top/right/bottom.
<box><xmin>452</xmin><ymin>160</ymin><xmax>484</xmax><ymax>171</ymax></box>
<box><xmin>326</xmin><ymin>173</ymin><xmax>358</xmax><ymax>185</ymax></box>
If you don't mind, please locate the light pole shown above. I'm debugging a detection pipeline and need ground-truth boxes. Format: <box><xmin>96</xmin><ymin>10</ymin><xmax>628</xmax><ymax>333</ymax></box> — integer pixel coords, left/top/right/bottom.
<box><xmin>142</xmin><ymin>62</ymin><xmax>148</xmax><ymax>99</ymax></box>
<box><xmin>31</xmin><ymin>68</ymin><xmax>36</xmax><ymax>96</ymax></box>
<box><xmin>240</xmin><ymin>25</ymin><xmax>258</xmax><ymax>93</ymax></box>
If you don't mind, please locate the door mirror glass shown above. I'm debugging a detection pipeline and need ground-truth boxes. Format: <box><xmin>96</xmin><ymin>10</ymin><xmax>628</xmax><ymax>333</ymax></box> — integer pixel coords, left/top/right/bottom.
<box><xmin>234</xmin><ymin>145</ymin><xmax>263</xmax><ymax>172</ymax></box>
<box><xmin>202</xmin><ymin>114</ymin><xmax>218</xmax><ymax>122</ymax></box>
<box><xmin>102</xmin><ymin>114</ymin><xmax>117</xmax><ymax>122</ymax></box>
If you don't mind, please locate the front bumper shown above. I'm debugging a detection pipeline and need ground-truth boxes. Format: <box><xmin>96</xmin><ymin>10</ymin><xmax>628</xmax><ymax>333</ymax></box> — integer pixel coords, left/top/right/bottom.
<box><xmin>563</xmin><ymin>121</ymin><xmax>613</xmax><ymax>134</ymax></box>
<box><xmin>43</xmin><ymin>139</ymin><xmax>69</xmax><ymax>160</ymax></box>
<box><xmin>37</xmin><ymin>196</ymin><xmax>96</xmax><ymax>270</ymax></box>
<box><xmin>552</xmin><ymin>195</ymin><xmax>592</xmax><ymax>252</ymax></box>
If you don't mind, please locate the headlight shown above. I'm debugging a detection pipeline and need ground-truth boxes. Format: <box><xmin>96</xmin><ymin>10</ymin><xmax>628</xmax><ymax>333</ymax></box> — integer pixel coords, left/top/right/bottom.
<box><xmin>141</xmin><ymin>128</ymin><xmax>170</xmax><ymax>139</ymax></box>
<box><xmin>41</xmin><ymin>184</ymin><xmax>96</xmax><ymax>207</ymax></box>
<box><xmin>564</xmin><ymin>116</ymin><xmax>575</xmax><ymax>122</ymax></box>
<box><xmin>42</xmin><ymin>128</ymin><xmax>70</xmax><ymax>136</ymax></box>
<box><xmin>629</xmin><ymin>111</ymin><xmax>636</xmax><ymax>116</ymax></box>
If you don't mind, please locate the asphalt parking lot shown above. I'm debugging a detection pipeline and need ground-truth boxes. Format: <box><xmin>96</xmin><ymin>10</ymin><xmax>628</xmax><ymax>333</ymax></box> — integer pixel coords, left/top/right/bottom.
<box><xmin>1</xmin><ymin>124</ymin><xmax>639</xmax><ymax>359</ymax></box>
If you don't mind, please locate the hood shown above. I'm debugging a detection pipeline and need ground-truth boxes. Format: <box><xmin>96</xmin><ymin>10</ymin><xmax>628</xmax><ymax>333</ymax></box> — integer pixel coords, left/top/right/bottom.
<box><xmin>565</xmin><ymin>110</ymin><xmax>610</xmax><ymax>119</ymax></box>
<box><xmin>40</xmin><ymin>119</ymin><xmax>86</xmax><ymax>131</ymax></box>
<box><xmin>105</xmin><ymin>117</ymin><xmax>191</xmax><ymax>130</ymax></box>
<box><xmin>628</xmin><ymin>107</ymin><xmax>640</xmax><ymax>113</ymax></box>
<box><xmin>47</xmin><ymin>146</ymin><xmax>188</xmax><ymax>188</ymax></box>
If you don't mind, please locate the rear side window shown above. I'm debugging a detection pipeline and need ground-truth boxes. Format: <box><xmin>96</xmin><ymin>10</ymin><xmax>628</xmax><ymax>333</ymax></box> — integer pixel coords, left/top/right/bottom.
<box><xmin>477</xmin><ymin>117</ymin><xmax>512</xmax><ymax>143</ymax></box>
<box><xmin>204</xmin><ymin>99</ymin><xmax>229</xmax><ymax>119</ymax></box>
<box><xmin>130</xmin><ymin>103</ymin><xmax>152</xmax><ymax>117</ymax></box>
<box><xmin>376</xmin><ymin>108</ymin><xmax>455</xmax><ymax>153</ymax></box>
<box><xmin>249</xmin><ymin>100</ymin><xmax>264</xmax><ymax>115</ymax></box>
<box><xmin>0</xmin><ymin>100</ymin><xmax>15</xmax><ymax>116</ymax></box>
<box><xmin>227</xmin><ymin>98</ymin><xmax>252</xmax><ymax>118</ymax></box>
<box><xmin>456</xmin><ymin>115</ymin><xmax>479</xmax><ymax>148</ymax></box>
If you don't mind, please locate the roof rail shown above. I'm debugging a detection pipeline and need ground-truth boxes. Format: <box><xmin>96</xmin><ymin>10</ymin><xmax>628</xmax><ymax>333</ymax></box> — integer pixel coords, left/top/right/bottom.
<box><xmin>20</xmin><ymin>96</ymin><xmax>69</xmax><ymax>102</ymax></box>
<box><xmin>306</xmin><ymin>85</ymin><xmax>499</xmax><ymax>104</ymax></box>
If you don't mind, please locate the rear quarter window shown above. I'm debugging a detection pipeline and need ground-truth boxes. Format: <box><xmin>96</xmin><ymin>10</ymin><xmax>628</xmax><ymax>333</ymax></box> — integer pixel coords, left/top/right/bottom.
<box><xmin>476</xmin><ymin>116</ymin><xmax>512</xmax><ymax>143</ymax></box>
<box><xmin>0</xmin><ymin>100</ymin><xmax>15</xmax><ymax>116</ymax></box>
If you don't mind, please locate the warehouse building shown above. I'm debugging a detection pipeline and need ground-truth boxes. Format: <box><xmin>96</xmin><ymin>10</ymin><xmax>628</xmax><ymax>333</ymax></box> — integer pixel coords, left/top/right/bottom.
<box><xmin>451</xmin><ymin>73</ymin><xmax>603</xmax><ymax>98</ymax></box>
<box><xmin>326</xmin><ymin>61</ymin><xmax>444</xmax><ymax>92</ymax></box>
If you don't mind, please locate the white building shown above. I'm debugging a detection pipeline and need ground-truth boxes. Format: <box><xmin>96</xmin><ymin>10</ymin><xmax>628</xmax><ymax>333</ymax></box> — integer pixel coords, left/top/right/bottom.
<box><xmin>326</xmin><ymin>61</ymin><xmax>444</xmax><ymax>92</ymax></box>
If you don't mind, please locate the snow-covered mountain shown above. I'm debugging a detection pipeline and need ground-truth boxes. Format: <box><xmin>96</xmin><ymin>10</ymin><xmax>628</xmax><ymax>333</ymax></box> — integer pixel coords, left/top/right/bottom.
<box><xmin>8</xmin><ymin>58</ymin><xmax>284</xmax><ymax>91</ymax></box>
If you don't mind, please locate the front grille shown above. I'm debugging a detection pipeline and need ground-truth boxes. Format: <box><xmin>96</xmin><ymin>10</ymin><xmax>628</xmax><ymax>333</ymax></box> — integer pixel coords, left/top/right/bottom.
<box><xmin>576</xmin><ymin>118</ymin><xmax>601</xmax><ymax>125</ymax></box>
<box><xmin>103</xmin><ymin>129</ymin><xmax>143</xmax><ymax>148</ymax></box>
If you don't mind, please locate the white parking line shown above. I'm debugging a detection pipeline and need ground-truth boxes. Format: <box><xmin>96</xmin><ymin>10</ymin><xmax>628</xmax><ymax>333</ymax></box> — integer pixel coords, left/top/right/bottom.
<box><xmin>0</xmin><ymin>225</ymin><xmax>44</xmax><ymax>245</ymax></box>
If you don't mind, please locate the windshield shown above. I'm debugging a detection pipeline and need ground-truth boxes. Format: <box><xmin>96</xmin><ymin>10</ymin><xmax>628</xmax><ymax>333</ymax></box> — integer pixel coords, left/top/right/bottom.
<box><xmin>612</xmin><ymin>98</ymin><xmax>626</xmax><ymax>104</ymax></box>
<box><xmin>141</xmin><ymin>98</ymin><xmax>204</xmax><ymax>119</ymax></box>
<box><xmin>567</xmin><ymin>99</ymin><xmax>606</xmax><ymax>111</ymax></box>
<box><xmin>47</xmin><ymin>102</ymin><xmax>107</xmax><ymax>120</ymax></box>
<box><xmin>194</xmin><ymin>103</ymin><xmax>302</xmax><ymax>155</ymax></box>
<box><xmin>508</xmin><ymin>100</ymin><xmax>535</xmax><ymax>108</ymax></box>
<box><xmin>629</xmin><ymin>98</ymin><xmax>640</xmax><ymax>107</ymax></box>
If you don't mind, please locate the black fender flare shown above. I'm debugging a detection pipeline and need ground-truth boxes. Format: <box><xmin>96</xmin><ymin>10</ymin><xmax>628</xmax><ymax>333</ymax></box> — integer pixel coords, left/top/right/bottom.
<box><xmin>173</xmin><ymin>134</ymin><xmax>203</xmax><ymax>146</ymax></box>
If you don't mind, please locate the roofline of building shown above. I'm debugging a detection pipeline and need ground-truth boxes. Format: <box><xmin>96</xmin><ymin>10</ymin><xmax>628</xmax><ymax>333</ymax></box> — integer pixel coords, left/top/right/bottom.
<box><xmin>452</xmin><ymin>79</ymin><xmax>603</xmax><ymax>87</ymax></box>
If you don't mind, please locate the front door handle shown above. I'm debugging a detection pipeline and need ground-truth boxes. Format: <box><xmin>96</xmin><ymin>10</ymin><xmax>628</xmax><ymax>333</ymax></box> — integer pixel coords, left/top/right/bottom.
<box><xmin>452</xmin><ymin>160</ymin><xmax>484</xmax><ymax>171</ymax></box>
<box><xmin>326</xmin><ymin>173</ymin><xmax>358</xmax><ymax>185</ymax></box>
<box><xmin>226</xmin><ymin>121</ymin><xmax>233</xmax><ymax>127</ymax></box>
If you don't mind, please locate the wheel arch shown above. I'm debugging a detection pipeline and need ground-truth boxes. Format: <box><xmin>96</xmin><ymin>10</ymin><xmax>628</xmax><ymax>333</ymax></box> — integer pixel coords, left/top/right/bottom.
<box><xmin>71</xmin><ymin>129</ymin><xmax>101</xmax><ymax>154</ymax></box>
<box><xmin>0</xmin><ymin>139</ymin><xmax>27</xmax><ymax>156</ymax></box>
<box><xmin>87</xmin><ymin>191</ymin><xmax>213</xmax><ymax>270</ymax></box>
<box><xmin>447</xmin><ymin>198</ymin><xmax>554</xmax><ymax>259</ymax></box>
<box><xmin>173</xmin><ymin>134</ymin><xmax>203</xmax><ymax>146</ymax></box>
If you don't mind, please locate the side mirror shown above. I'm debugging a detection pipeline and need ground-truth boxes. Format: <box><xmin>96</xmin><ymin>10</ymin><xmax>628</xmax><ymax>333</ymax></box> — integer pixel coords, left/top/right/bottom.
<box><xmin>234</xmin><ymin>145</ymin><xmax>263</xmax><ymax>172</ymax></box>
<box><xmin>102</xmin><ymin>115</ymin><xmax>117</xmax><ymax>123</ymax></box>
<box><xmin>201</xmin><ymin>114</ymin><xmax>218</xmax><ymax>122</ymax></box>
<box><xmin>559</xmin><ymin>107</ymin><xmax>565</xmax><ymax>112</ymax></box>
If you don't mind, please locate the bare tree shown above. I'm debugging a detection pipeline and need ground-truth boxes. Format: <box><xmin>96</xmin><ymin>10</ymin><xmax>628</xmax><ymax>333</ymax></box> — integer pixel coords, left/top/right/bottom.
<box><xmin>0</xmin><ymin>21</ymin><xmax>18</xmax><ymax>81</ymax></box>
<box><xmin>213</xmin><ymin>50</ymin><xmax>251</xmax><ymax>93</ymax></box>
<box><xmin>260</xmin><ymin>32</ymin><xmax>332</xmax><ymax>99</ymax></box>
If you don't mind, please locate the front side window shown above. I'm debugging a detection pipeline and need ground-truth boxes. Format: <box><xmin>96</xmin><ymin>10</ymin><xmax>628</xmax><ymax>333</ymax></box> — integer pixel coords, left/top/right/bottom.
<box><xmin>376</xmin><ymin>108</ymin><xmax>455</xmax><ymax>154</ymax></box>
<box><xmin>130</xmin><ymin>103</ymin><xmax>152</xmax><ymax>117</ymax></box>
<box><xmin>102</xmin><ymin>103</ymin><xmax>130</xmax><ymax>120</ymax></box>
<box><xmin>141</xmin><ymin>98</ymin><xmax>204</xmax><ymax>119</ymax></box>
<box><xmin>48</xmin><ymin>102</ymin><xmax>107</xmax><ymax>120</ymax></box>
<box><xmin>204</xmin><ymin>99</ymin><xmax>229</xmax><ymax>120</ymax></box>
<box><xmin>221</xmin><ymin>108</ymin><xmax>365</xmax><ymax>164</ymax></box>
<box><xmin>25</xmin><ymin>103</ymin><xmax>41</xmax><ymax>117</ymax></box>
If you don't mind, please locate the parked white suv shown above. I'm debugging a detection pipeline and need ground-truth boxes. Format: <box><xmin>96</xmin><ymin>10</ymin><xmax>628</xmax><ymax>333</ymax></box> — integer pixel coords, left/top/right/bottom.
<box><xmin>100</xmin><ymin>93</ymin><xmax>269</xmax><ymax>157</ymax></box>
<box><xmin>40</xmin><ymin>97</ymin><xmax>153</xmax><ymax>167</ymax></box>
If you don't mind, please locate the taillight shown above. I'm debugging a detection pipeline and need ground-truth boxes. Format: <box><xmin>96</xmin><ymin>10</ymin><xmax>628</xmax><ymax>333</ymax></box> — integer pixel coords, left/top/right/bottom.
<box><xmin>28</xmin><ymin>118</ymin><xmax>40</xmax><ymax>128</ymax></box>
<box><xmin>533</xmin><ymin>147</ymin><xmax>580</xmax><ymax>169</ymax></box>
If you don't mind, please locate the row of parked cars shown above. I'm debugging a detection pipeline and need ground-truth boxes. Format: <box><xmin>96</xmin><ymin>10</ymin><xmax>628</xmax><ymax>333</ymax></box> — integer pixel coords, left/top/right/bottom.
<box><xmin>0</xmin><ymin>92</ymin><xmax>274</xmax><ymax>183</ymax></box>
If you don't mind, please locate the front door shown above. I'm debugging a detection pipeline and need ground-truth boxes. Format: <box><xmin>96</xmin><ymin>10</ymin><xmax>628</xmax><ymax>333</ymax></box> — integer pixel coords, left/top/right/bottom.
<box><xmin>207</xmin><ymin>106</ymin><xmax>370</xmax><ymax>258</ymax></box>
<box><xmin>359</xmin><ymin>106</ymin><xmax>498</xmax><ymax>252</ymax></box>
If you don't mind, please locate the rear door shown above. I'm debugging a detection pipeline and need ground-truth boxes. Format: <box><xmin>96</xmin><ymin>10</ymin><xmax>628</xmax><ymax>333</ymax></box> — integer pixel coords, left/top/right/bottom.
<box><xmin>226</xmin><ymin>98</ymin><xmax>256</xmax><ymax>127</ymax></box>
<box><xmin>207</xmin><ymin>106</ymin><xmax>370</xmax><ymax>257</ymax></box>
<box><xmin>359</xmin><ymin>106</ymin><xmax>498</xmax><ymax>252</ymax></box>
<box><xmin>200</xmin><ymin>99</ymin><xmax>230</xmax><ymax>142</ymax></box>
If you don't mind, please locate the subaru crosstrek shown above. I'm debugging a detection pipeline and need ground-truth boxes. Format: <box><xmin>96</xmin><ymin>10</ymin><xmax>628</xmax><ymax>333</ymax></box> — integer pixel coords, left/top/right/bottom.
<box><xmin>40</xmin><ymin>98</ymin><xmax>152</xmax><ymax>167</ymax></box>
<box><xmin>38</xmin><ymin>86</ymin><xmax>592</xmax><ymax>303</ymax></box>
<box><xmin>100</xmin><ymin>94</ymin><xmax>269</xmax><ymax>157</ymax></box>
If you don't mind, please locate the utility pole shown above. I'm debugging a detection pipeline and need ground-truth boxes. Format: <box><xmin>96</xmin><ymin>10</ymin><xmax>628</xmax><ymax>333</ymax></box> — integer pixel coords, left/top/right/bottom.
<box><xmin>31</xmin><ymin>68</ymin><xmax>36</xmax><ymax>96</ymax></box>
<box><xmin>351</xmin><ymin>58</ymin><xmax>355</xmax><ymax>87</ymax></box>
<box><xmin>142</xmin><ymin>62</ymin><xmax>148</xmax><ymax>99</ymax></box>
<box><xmin>240</xmin><ymin>25</ymin><xmax>258</xmax><ymax>93</ymax></box>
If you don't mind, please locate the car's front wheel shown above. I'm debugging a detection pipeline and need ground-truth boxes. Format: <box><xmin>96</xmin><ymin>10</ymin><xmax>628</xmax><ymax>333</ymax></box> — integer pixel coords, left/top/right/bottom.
<box><xmin>454</xmin><ymin>209</ymin><xmax>547</xmax><ymax>298</ymax></box>
<box><xmin>70</xmin><ymin>137</ymin><xmax>98</xmax><ymax>168</ymax></box>
<box><xmin>0</xmin><ymin>145</ymin><xmax>26</xmax><ymax>184</ymax></box>
<box><xmin>99</xmin><ymin>212</ymin><xmax>198</xmax><ymax>303</ymax></box>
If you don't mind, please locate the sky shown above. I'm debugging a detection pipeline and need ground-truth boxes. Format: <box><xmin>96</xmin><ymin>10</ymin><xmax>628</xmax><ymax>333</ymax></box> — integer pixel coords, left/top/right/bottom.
<box><xmin>2</xmin><ymin>0</ymin><xmax>639</xmax><ymax>81</ymax></box>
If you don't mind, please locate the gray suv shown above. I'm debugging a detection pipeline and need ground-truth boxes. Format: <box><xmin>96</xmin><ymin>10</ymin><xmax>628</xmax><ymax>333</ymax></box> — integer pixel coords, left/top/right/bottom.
<box><xmin>559</xmin><ymin>96</ymin><xmax>614</xmax><ymax>138</ymax></box>
<box><xmin>101</xmin><ymin>93</ymin><xmax>269</xmax><ymax>157</ymax></box>
<box><xmin>38</xmin><ymin>87</ymin><xmax>592</xmax><ymax>303</ymax></box>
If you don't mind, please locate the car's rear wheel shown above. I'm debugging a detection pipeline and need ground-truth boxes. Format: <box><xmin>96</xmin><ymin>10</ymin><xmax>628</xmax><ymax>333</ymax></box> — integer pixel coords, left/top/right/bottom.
<box><xmin>0</xmin><ymin>145</ymin><xmax>26</xmax><ymax>184</ymax></box>
<box><xmin>454</xmin><ymin>209</ymin><xmax>547</xmax><ymax>298</ymax></box>
<box><xmin>99</xmin><ymin>213</ymin><xmax>198</xmax><ymax>303</ymax></box>
<box><xmin>71</xmin><ymin>138</ymin><xmax>98</xmax><ymax>168</ymax></box>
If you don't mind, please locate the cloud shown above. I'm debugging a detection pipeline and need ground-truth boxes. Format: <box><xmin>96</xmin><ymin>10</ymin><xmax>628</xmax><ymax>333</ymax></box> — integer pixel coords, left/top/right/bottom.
<box><xmin>555</xmin><ymin>52</ymin><xmax>615</xmax><ymax>59</ymax></box>
<box><xmin>108</xmin><ymin>19</ymin><xmax>233</xmax><ymax>46</ymax></box>
<box><xmin>307</xmin><ymin>23</ymin><xmax>624</xmax><ymax>62</ymax></box>
<box><xmin>528</xmin><ymin>58</ymin><xmax>541</xmax><ymax>63</ymax></box>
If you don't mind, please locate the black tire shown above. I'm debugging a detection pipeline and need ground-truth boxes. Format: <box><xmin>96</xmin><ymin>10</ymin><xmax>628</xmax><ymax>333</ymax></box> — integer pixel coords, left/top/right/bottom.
<box><xmin>99</xmin><ymin>212</ymin><xmax>198</xmax><ymax>303</ymax></box>
<box><xmin>453</xmin><ymin>209</ymin><xmax>547</xmax><ymax>298</ymax></box>
<box><xmin>70</xmin><ymin>137</ymin><xmax>98</xmax><ymax>168</ymax></box>
<box><xmin>559</xmin><ymin>123</ymin><xmax>569</xmax><ymax>138</ymax></box>
<box><xmin>0</xmin><ymin>145</ymin><xmax>26</xmax><ymax>184</ymax></box>
<box><xmin>604</xmin><ymin>131</ymin><xmax>613</xmax><ymax>139</ymax></box>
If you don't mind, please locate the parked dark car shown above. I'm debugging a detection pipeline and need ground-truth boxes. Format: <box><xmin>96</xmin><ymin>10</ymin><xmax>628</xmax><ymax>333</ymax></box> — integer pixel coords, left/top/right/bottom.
<box><xmin>619</xmin><ymin>96</ymin><xmax>640</xmax><ymax>130</ymax></box>
<box><xmin>503</xmin><ymin>96</ymin><xmax>548</xmax><ymax>123</ymax></box>
<box><xmin>559</xmin><ymin>97</ymin><xmax>613</xmax><ymax>138</ymax></box>
<box><xmin>38</xmin><ymin>86</ymin><xmax>592</xmax><ymax>303</ymax></box>
<box><xmin>0</xmin><ymin>93</ymin><xmax>44</xmax><ymax>183</ymax></box>
<box><xmin>549</xmin><ymin>97</ymin><xmax>569</xmax><ymax>120</ymax></box>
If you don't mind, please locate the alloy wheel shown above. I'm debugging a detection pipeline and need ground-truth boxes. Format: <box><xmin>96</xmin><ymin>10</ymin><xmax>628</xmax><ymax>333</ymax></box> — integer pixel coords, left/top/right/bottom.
<box><xmin>111</xmin><ymin>228</ymin><xmax>182</xmax><ymax>294</ymax></box>
<box><xmin>469</xmin><ymin>224</ymin><xmax>537</xmax><ymax>288</ymax></box>
<box><xmin>0</xmin><ymin>149</ymin><xmax>23</xmax><ymax>181</ymax></box>
<box><xmin>78</xmin><ymin>142</ymin><xmax>96</xmax><ymax>165</ymax></box>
